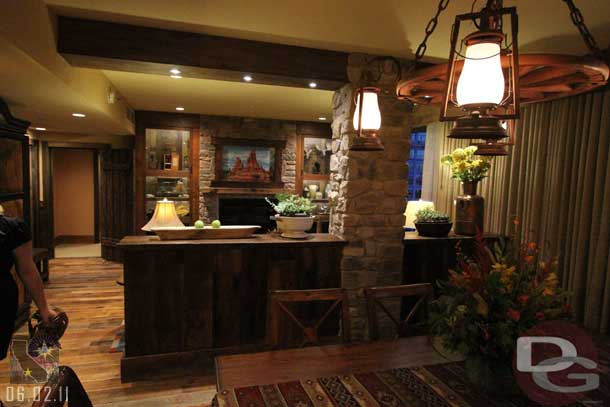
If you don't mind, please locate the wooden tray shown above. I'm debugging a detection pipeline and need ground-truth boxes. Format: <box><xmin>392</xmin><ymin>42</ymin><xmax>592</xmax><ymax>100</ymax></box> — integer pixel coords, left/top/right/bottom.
<box><xmin>152</xmin><ymin>225</ymin><xmax>260</xmax><ymax>240</ymax></box>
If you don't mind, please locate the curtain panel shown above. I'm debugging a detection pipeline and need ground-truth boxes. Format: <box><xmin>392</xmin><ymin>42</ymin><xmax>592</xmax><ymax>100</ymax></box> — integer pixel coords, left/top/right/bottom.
<box><xmin>426</xmin><ymin>88</ymin><xmax>610</xmax><ymax>333</ymax></box>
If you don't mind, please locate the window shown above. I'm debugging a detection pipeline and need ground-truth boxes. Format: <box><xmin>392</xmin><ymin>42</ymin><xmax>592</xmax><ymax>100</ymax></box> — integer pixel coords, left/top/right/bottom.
<box><xmin>407</xmin><ymin>127</ymin><xmax>427</xmax><ymax>200</ymax></box>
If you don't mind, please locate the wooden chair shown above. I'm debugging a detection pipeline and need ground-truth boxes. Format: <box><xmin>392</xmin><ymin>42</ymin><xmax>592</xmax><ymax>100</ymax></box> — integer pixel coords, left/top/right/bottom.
<box><xmin>364</xmin><ymin>283</ymin><xmax>433</xmax><ymax>341</ymax></box>
<box><xmin>268</xmin><ymin>288</ymin><xmax>350</xmax><ymax>349</ymax></box>
<box><xmin>32</xmin><ymin>366</ymin><xmax>92</xmax><ymax>407</ymax></box>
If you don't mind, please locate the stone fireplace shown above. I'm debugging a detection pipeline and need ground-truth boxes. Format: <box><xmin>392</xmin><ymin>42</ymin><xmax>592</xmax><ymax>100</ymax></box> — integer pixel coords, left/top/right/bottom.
<box><xmin>218</xmin><ymin>197</ymin><xmax>276</xmax><ymax>233</ymax></box>
<box><xmin>198</xmin><ymin>115</ymin><xmax>297</xmax><ymax>222</ymax></box>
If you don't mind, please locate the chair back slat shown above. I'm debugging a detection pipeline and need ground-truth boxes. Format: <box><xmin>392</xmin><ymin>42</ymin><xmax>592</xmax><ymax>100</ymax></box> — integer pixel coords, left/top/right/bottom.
<box><xmin>269</xmin><ymin>288</ymin><xmax>350</xmax><ymax>349</ymax></box>
<box><xmin>365</xmin><ymin>283</ymin><xmax>433</xmax><ymax>341</ymax></box>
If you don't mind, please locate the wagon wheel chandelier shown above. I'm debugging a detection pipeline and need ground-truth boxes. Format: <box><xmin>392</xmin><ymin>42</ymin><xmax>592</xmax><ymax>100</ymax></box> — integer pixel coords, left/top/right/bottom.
<box><xmin>395</xmin><ymin>0</ymin><xmax>609</xmax><ymax>156</ymax></box>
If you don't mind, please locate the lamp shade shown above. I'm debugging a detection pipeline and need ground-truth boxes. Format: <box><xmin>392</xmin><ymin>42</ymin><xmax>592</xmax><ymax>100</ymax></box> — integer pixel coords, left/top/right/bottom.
<box><xmin>141</xmin><ymin>198</ymin><xmax>185</xmax><ymax>231</ymax></box>
<box><xmin>456</xmin><ymin>41</ymin><xmax>505</xmax><ymax>107</ymax></box>
<box><xmin>353</xmin><ymin>89</ymin><xmax>381</xmax><ymax>131</ymax></box>
<box><xmin>404</xmin><ymin>200</ymin><xmax>435</xmax><ymax>230</ymax></box>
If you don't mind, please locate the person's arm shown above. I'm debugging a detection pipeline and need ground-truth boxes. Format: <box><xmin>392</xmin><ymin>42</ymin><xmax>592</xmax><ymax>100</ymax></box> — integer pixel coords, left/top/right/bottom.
<box><xmin>13</xmin><ymin>241</ymin><xmax>57</xmax><ymax>323</ymax></box>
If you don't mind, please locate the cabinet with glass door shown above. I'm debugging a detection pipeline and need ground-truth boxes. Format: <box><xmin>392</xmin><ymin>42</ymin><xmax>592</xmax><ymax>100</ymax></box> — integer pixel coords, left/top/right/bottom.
<box><xmin>135</xmin><ymin>113</ymin><xmax>200</xmax><ymax>231</ymax></box>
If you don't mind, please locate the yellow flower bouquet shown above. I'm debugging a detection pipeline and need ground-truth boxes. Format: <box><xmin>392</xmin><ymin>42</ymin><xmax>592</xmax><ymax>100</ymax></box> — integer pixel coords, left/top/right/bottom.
<box><xmin>441</xmin><ymin>146</ymin><xmax>492</xmax><ymax>182</ymax></box>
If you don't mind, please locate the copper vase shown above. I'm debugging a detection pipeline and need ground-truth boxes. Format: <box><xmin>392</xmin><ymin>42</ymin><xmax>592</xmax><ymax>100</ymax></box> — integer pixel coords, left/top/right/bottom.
<box><xmin>454</xmin><ymin>181</ymin><xmax>484</xmax><ymax>236</ymax></box>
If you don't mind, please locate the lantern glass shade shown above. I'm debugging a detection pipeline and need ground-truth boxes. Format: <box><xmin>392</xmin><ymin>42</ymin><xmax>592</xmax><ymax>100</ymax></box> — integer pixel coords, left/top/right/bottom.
<box><xmin>353</xmin><ymin>89</ymin><xmax>381</xmax><ymax>131</ymax></box>
<box><xmin>404</xmin><ymin>200</ymin><xmax>435</xmax><ymax>230</ymax></box>
<box><xmin>456</xmin><ymin>42</ymin><xmax>505</xmax><ymax>107</ymax></box>
<box><xmin>141</xmin><ymin>198</ymin><xmax>185</xmax><ymax>231</ymax></box>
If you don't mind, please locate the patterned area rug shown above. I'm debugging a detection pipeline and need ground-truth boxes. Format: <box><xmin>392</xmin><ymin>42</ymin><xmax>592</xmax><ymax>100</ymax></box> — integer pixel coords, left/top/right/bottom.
<box><xmin>216</xmin><ymin>341</ymin><xmax>610</xmax><ymax>407</ymax></box>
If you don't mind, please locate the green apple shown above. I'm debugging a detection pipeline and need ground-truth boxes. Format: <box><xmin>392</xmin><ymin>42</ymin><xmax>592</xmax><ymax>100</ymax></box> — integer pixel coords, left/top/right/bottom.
<box><xmin>194</xmin><ymin>220</ymin><xmax>205</xmax><ymax>229</ymax></box>
<box><xmin>211</xmin><ymin>220</ymin><xmax>221</xmax><ymax>229</ymax></box>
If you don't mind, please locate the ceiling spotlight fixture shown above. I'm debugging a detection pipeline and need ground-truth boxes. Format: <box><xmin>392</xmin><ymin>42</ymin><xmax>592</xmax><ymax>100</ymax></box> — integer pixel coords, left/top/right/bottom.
<box><xmin>72</xmin><ymin>113</ymin><xmax>86</xmax><ymax>118</ymax></box>
<box><xmin>397</xmin><ymin>0</ymin><xmax>609</xmax><ymax>156</ymax></box>
<box><xmin>243</xmin><ymin>75</ymin><xmax>253</xmax><ymax>82</ymax></box>
<box><xmin>318</xmin><ymin>117</ymin><xmax>327</xmax><ymax>121</ymax></box>
<box><xmin>170</xmin><ymin>68</ymin><xmax>181</xmax><ymax>75</ymax></box>
<box><xmin>309</xmin><ymin>82</ymin><xmax>318</xmax><ymax>88</ymax></box>
<box><xmin>170</xmin><ymin>75</ymin><xmax>182</xmax><ymax>79</ymax></box>
<box><xmin>175</xmin><ymin>107</ymin><xmax>185</xmax><ymax>111</ymax></box>
<box><xmin>34</xmin><ymin>127</ymin><xmax>46</xmax><ymax>131</ymax></box>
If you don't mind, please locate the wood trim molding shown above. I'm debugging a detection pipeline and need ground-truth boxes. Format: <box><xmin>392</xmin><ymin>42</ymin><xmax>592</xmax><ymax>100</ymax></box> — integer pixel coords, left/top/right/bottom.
<box><xmin>57</xmin><ymin>17</ymin><xmax>349</xmax><ymax>90</ymax></box>
<box><xmin>54</xmin><ymin>235</ymin><xmax>96</xmax><ymax>245</ymax></box>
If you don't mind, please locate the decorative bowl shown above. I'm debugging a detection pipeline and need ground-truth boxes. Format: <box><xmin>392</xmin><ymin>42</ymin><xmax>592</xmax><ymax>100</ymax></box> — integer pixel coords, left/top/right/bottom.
<box><xmin>414</xmin><ymin>222</ymin><xmax>453</xmax><ymax>238</ymax></box>
<box><xmin>152</xmin><ymin>225</ymin><xmax>260</xmax><ymax>240</ymax></box>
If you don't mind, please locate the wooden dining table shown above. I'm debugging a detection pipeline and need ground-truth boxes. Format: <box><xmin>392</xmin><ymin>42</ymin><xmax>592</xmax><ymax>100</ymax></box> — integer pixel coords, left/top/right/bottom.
<box><xmin>215</xmin><ymin>336</ymin><xmax>448</xmax><ymax>390</ymax></box>
<box><xmin>214</xmin><ymin>335</ymin><xmax>610</xmax><ymax>407</ymax></box>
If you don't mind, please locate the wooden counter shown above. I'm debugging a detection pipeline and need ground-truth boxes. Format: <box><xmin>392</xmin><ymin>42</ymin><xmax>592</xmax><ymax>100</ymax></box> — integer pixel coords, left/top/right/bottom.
<box><xmin>402</xmin><ymin>231</ymin><xmax>504</xmax><ymax>286</ymax></box>
<box><xmin>117</xmin><ymin>233</ymin><xmax>345</xmax><ymax>382</ymax></box>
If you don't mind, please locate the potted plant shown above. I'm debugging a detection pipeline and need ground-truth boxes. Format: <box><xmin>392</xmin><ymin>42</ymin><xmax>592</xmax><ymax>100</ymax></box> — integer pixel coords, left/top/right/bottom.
<box><xmin>430</xmin><ymin>228</ymin><xmax>572</xmax><ymax>395</ymax></box>
<box><xmin>265</xmin><ymin>194</ymin><xmax>317</xmax><ymax>239</ymax></box>
<box><xmin>414</xmin><ymin>207</ymin><xmax>452</xmax><ymax>237</ymax></box>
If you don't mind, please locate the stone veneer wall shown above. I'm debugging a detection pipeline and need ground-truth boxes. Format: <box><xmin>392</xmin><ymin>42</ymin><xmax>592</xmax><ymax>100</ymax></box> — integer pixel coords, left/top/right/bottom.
<box><xmin>199</xmin><ymin>115</ymin><xmax>297</xmax><ymax>222</ymax></box>
<box><xmin>328</xmin><ymin>55</ymin><xmax>412</xmax><ymax>339</ymax></box>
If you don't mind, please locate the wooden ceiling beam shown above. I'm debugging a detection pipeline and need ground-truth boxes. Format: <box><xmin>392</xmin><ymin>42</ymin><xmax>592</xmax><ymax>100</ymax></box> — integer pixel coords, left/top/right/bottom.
<box><xmin>56</xmin><ymin>16</ymin><xmax>349</xmax><ymax>90</ymax></box>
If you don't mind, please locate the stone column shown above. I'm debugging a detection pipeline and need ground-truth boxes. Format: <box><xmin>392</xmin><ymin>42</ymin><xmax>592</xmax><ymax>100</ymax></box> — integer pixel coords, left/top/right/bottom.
<box><xmin>328</xmin><ymin>55</ymin><xmax>412</xmax><ymax>339</ymax></box>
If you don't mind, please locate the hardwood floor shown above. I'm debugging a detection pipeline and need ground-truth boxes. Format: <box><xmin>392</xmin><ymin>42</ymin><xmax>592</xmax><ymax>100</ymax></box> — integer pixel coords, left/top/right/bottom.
<box><xmin>0</xmin><ymin>258</ymin><xmax>217</xmax><ymax>407</ymax></box>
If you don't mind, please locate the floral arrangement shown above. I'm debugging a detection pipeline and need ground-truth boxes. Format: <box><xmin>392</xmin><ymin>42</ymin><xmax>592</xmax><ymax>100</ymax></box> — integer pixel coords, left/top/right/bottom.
<box><xmin>265</xmin><ymin>194</ymin><xmax>316</xmax><ymax>217</ymax></box>
<box><xmin>430</xmin><ymin>225</ymin><xmax>572</xmax><ymax>388</ymax></box>
<box><xmin>441</xmin><ymin>146</ymin><xmax>492</xmax><ymax>182</ymax></box>
<box><xmin>415</xmin><ymin>208</ymin><xmax>450</xmax><ymax>223</ymax></box>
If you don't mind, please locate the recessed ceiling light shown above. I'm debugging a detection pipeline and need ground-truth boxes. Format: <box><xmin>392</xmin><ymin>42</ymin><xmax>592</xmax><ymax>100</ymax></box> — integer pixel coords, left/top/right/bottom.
<box><xmin>72</xmin><ymin>113</ymin><xmax>86</xmax><ymax>118</ymax></box>
<box><xmin>175</xmin><ymin>107</ymin><xmax>185</xmax><ymax>111</ymax></box>
<box><xmin>170</xmin><ymin>68</ymin><xmax>181</xmax><ymax>75</ymax></box>
<box><xmin>318</xmin><ymin>117</ymin><xmax>327</xmax><ymax>121</ymax></box>
<box><xmin>243</xmin><ymin>75</ymin><xmax>253</xmax><ymax>82</ymax></box>
<box><xmin>309</xmin><ymin>82</ymin><xmax>318</xmax><ymax>88</ymax></box>
<box><xmin>34</xmin><ymin>127</ymin><xmax>46</xmax><ymax>131</ymax></box>
<box><xmin>170</xmin><ymin>75</ymin><xmax>182</xmax><ymax>79</ymax></box>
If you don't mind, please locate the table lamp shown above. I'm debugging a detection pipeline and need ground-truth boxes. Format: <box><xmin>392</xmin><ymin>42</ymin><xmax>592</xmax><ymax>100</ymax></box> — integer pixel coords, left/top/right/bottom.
<box><xmin>404</xmin><ymin>200</ymin><xmax>435</xmax><ymax>231</ymax></box>
<box><xmin>142</xmin><ymin>198</ymin><xmax>185</xmax><ymax>232</ymax></box>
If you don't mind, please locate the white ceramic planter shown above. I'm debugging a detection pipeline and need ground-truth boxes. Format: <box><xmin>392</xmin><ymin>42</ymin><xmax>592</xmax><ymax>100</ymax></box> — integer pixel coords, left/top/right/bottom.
<box><xmin>275</xmin><ymin>215</ymin><xmax>315</xmax><ymax>239</ymax></box>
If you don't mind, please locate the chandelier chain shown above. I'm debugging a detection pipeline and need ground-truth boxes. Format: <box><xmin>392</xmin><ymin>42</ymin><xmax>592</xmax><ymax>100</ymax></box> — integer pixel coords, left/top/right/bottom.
<box><xmin>562</xmin><ymin>0</ymin><xmax>602</xmax><ymax>58</ymax></box>
<box><xmin>414</xmin><ymin>0</ymin><xmax>450</xmax><ymax>63</ymax></box>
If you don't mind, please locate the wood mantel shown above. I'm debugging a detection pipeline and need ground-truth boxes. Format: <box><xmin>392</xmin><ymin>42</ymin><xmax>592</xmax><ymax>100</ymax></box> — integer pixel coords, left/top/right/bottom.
<box><xmin>117</xmin><ymin>233</ymin><xmax>345</xmax><ymax>381</ymax></box>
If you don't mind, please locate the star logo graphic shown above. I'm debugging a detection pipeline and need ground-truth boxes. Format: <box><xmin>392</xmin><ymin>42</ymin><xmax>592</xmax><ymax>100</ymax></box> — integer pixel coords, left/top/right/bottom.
<box><xmin>24</xmin><ymin>368</ymin><xmax>33</xmax><ymax>378</ymax></box>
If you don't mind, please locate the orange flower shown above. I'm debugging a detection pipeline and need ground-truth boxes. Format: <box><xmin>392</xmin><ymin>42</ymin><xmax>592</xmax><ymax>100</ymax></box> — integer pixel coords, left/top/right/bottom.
<box><xmin>518</xmin><ymin>295</ymin><xmax>530</xmax><ymax>305</ymax></box>
<box><xmin>536</xmin><ymin>312</ymin><xmax>546</xmax><ymax>321</ymax></box>
<box><xmin>528</xmin><ymin>242</ymin><xmax>537</xmax><ymax>251</ymax></box>
<box><xmin>524</xmin><ymin>255</ymin><xmax>535</xmax><ymax>264</ymax></box>
<box><xmin>507</xmin><ymin>308</ymin><xmax>521</xmax><ymax>322</ymax></box>
<box><xmin>513</xmin><ymin>218</ymin><xmax>520</xmax><ymax>225</ymax></box>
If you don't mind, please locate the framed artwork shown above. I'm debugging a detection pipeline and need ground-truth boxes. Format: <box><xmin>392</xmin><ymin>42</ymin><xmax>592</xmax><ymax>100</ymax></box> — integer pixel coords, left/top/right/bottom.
<box><xmin>212</xmin><ymin>138</ymin><xmax>285</xmax><ymax>188</ymax></box>
<box><xmin>303</xmin><ymin>137</ymin><xmax>332</xmax><ymax>176</ymax></box>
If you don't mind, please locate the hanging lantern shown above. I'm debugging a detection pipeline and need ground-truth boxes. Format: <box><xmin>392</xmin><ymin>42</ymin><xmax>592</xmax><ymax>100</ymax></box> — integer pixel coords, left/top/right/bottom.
<box><xmin>351</xmin><ymin>86</ymin><xmax>384</xmax><ymax>151</ymax></box>
<box><xmin>397</xmin><ymin>0</ymin><xmax>609</xmax><ymax>156</ymax></box>
<box><xmin>440</xmin><ymin>1</ymin><xmax>519</xmax><ymax>156</ymax></box>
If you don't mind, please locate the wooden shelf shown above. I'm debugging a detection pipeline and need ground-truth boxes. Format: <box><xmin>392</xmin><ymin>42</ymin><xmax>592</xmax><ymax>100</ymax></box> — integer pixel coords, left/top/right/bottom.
<box><xmin>145</xmin><ymin>169</ymin><xmax>189</xmax><ymax>177</ymax></box>
<box><xmin>201</xmin><ymin>187</ymin><xmax>291</xmax><ymax>195</ymax></box>
<box><xmin>303</xmin><ymin>174</ymin><xmax>330</xmax><ymax>181</ymax></box>
<box><xmin>145</xmin><ymin>196</ymin><xmax>190</xmax><ymax>201</ymax></box>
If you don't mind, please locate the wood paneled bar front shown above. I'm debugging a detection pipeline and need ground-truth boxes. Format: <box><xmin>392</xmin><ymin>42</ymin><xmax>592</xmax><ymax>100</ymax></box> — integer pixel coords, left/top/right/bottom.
<box><xmin>117</xmin><ymin>233</ymin><xmax>345</xmax><ymax>382</ymax></box>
